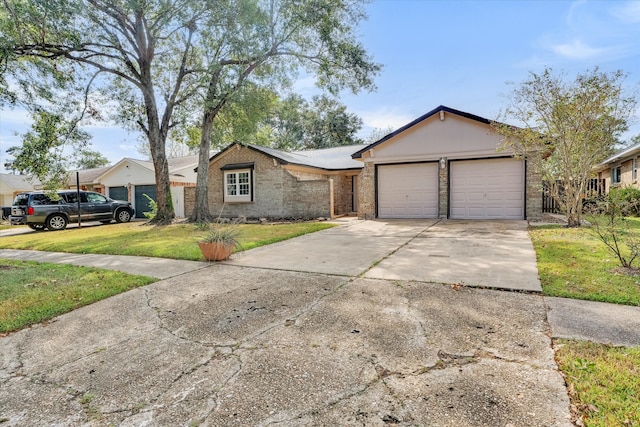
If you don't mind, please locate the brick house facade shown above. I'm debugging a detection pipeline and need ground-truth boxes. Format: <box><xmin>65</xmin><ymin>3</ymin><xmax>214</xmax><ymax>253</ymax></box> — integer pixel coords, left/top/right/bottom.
<box><xmin>184</xmin><ymin>143</ymin><xmax>364</xmax><ymax>219</ymax></box>
<box><xmin>595</xmin><ymin>142</ymin><xmax>640</xmax><ymax>193</ymax></box>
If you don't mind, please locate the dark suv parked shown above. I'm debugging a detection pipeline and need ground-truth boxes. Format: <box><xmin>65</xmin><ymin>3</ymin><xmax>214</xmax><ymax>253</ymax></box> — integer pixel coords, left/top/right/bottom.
<box><xmin>10</xmin><ymin>190</ymin><xmax>135</xmax><ymax>231</ymax></box>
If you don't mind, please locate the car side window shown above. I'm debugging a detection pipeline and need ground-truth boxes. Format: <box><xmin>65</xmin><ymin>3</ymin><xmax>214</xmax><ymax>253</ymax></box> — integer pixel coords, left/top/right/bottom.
<box><xmin>87</xmin><ymin>193</ymin><xmax>107</xmax><ymax>203</ymax></box>
<box><xmin>63</xmin><ymin>192</ymin><xmax>88</xmax><ymax>203</ymax></box>
<box><xmin>31</xmin><ymin>194</ymin><xmax>55</xmax><ymax>205</ymax></box>
<box><xmin>64</xmin><ymin>193</ymin><xmax>78</xmax><ymax>204</ymax></box>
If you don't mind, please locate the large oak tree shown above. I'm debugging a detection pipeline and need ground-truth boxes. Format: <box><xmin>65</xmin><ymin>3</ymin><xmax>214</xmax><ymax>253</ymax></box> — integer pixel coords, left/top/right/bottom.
<box><xmin>1</xmin><ymin>0</ymin><xmax>380</xmax><ymax>224</ymax></box>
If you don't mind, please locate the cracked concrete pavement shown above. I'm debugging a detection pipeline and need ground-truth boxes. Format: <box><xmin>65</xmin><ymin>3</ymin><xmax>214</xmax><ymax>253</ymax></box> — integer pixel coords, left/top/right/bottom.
<box><xmin>0</xmin><ymin>220</ymin><xmax>572</xmax><ymax>426</ymax></box>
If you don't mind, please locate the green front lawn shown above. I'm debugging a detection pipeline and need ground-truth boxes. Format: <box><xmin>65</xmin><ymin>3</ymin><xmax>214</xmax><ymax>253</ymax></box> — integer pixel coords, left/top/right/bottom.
<box><xmin>530</xmin><ymin>221</ymin><xmax>640</xmax><ymax>306</ymax></box>
<box><xmin>0</xmin><ymin>221</ymin><xmax>336</xmax><ymax>260</ymax></box>
<box><xmin>0</xmin><ymin>259</ymin><xmax>155</xmax><ymax>333</ymax></box>
<box><xmin>532</xmin><ymin>222</ymin><xmax>640</xmax><ymax>426</ymax></box>
<box><xmin>555</xmin><ymin>339</ymin><xmax>640</xmax><ymax>427</ymax></box>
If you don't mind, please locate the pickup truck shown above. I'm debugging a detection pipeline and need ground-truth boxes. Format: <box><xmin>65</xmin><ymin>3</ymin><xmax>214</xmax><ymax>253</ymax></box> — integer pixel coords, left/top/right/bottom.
<box><xmin>10</xmin><ymin>190</ymin><xmax>135</xmax><ymax>231</ymax></box>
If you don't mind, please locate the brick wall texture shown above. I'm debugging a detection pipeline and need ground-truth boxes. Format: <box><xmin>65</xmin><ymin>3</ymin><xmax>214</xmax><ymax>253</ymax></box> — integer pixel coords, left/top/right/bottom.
<box><xmin>184</xmin><ymin>145</ymin><xmax>358</xmax><ymax>219</ymax></box>
<box><xmin>357</xmin><ymin>162</ymin><xmax>376</xmax><ymax>219</ymax></box>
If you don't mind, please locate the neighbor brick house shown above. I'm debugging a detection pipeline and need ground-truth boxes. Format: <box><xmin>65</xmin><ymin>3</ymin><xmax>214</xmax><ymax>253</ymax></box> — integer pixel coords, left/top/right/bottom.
<box><xmin>594</xmin><ymin>141</ymin><xmax>640</xmax><ymax>193</ymax></box>
<box><xmin>186</xmin><ymin>143</ymin><xmax>366</xmax><ymax>219</ymax></box>
<box><xmin>352</xmin><ymin>105</ymin><xmax>542</xmax><ymax>220</ymax></box>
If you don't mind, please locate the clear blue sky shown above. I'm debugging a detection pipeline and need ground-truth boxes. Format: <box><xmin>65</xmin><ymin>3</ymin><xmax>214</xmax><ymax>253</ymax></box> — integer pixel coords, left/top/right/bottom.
<box><xmin>1</xmin><ymin>0</ymin><xmax>639</xmax><ymax>172</ymax></box>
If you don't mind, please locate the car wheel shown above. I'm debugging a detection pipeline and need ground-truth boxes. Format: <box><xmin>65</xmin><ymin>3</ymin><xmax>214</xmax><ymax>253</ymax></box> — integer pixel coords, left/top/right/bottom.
<box><xmin>115</xmin><ymin>208</ymin><xmax>132</xmax><ymax>223</ymax></box>
<box><xmin>28</xmin><ymin>223</ymin><xmax>46</xmax><ymax>231</ymax></box>
<box><xmin>46</xmin><ymin>214</ymin><xmax>68</xmax><ymax>231</ymax></box>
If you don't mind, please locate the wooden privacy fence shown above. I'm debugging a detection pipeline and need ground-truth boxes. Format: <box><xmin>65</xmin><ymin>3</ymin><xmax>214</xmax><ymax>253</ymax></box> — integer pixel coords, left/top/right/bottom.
<box><xmin>542</xmin><ymin>178</ymin><xmax>606</xmax><ymax>213</ymax></box>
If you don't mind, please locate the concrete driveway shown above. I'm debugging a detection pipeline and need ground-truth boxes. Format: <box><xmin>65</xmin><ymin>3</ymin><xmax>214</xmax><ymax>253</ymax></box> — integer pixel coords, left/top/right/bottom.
<box><xmin>228</xmin><ymin>219</ymin><xmax>542</xmax><ymax>292</ymax></box>
<box><xmin>0</xmin><ymin>220</ymin><xmax>571</xmax><ymax>426</ymax></box>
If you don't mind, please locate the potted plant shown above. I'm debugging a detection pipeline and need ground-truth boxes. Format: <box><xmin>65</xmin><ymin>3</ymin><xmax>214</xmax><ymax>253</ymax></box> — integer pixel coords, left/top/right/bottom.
<box><xmin>197</xmin><ymin>221</ymin><xmax>241</xmax><ymax>261</ymax></box>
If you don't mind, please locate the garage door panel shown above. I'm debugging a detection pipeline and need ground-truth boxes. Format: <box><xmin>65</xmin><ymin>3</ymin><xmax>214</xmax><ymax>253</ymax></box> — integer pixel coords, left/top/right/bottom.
<box><xmin>378</xmin><ymin>163</ymin><xmax>438</xmax><ymax>219</ymax></box>
<box><xmin>450</xmin><ymin>158</ymin><xmax>524</xmax><ymax>220</ymax></box>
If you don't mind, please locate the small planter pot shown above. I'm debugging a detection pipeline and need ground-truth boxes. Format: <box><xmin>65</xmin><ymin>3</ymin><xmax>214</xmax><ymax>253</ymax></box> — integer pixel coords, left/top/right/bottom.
<box><xmin>198</xmin><ymin>241</ymin><xmax>235</xmax><ymax>261</ymax></box>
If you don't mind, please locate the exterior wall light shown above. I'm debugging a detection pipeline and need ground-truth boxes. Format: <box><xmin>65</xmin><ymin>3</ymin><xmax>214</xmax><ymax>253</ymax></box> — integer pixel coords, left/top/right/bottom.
<box><xmin>440</xmin><ymin>157</ymin><xmax>447</xmax><ymax>169</ymax></box>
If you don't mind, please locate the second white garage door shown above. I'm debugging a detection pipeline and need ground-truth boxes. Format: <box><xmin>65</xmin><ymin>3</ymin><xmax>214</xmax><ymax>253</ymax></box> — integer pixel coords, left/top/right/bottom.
<box><xmin>450</xmin><ymin>158</ymin><xmax>524</xmax><ymax>220</ymax></box>
<box><xmin>378</xmin><ymin>163</ymin><xmax>439</xmax><ymax>218</ymax></box>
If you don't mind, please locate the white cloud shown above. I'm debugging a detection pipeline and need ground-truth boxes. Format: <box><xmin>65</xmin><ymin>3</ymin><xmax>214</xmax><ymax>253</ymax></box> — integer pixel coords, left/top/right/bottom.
<box><xmin>358</xmin><ymin>107</ymin><xmax>414</xmax><ymax>131</ymax></box>
<box><xmin>611</xmin><ymin>1</ymin><xmax>640</xmax><ymax>23</ymax></box>
<box><xmin>550</xmin><ymin>39</ymin><xmax>607</xmax><ymax>60</ymax></box>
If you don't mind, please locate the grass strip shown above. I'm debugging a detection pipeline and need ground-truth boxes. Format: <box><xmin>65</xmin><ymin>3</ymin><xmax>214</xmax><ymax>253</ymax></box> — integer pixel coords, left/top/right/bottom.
<box><xmin>0</xmin><ymin>259</ymin><xmax>156</xmax><ymax>333</ymax></box>
<box><xmin>0</xmin><ymin>221</ymin><xmax>336</xmax><ymax>261</ymax></box>
<box><xmin>555</xmin><ymin>339</ymin><xmax>639</xmax><ymax>427</ymax></box>
<box><xmin>530</xmin><ymin>223</ymin><xmax>640</xmax><ymax>306</ymax></box>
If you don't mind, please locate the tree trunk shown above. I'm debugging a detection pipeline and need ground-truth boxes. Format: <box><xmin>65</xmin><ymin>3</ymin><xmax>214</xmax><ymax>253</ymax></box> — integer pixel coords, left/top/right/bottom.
<box><xmin>190</xmin><ymin>109</ymin><xmax>216</xmax><ymax>223</ymax></box>
<box><xmin>141</xmin><ymin>89</ymin><xmax>174</xmax><ymax>224</ymax></box>
<box><xmin>149</xmin><ymin>143</ymin><xmax>174</xmax><ymax>224</ymax></box>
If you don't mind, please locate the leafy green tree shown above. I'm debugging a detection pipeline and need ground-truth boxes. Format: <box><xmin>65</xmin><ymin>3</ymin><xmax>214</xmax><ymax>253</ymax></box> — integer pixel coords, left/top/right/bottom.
<box><xmin>189</xmin><ymin>0</ymin><xmax>380</xmax><ymax>222</ymax></box>
<box><xmin>494</xmin><ymin>68</ymin><xmax>637</xmax><ymax>227</ymax></box>
<box><xmin>300</xmin><ymin>95</ymin><xmax>363</xmax><ymax>149</ymax></box>
<box><xmin>7</xmin><ymin>110</ymin><xmax>90</xmax><ymax>191</ymax></box>
<box><xmin>2</xmin><ymin>0</ymin><xmax>379</xmax><ymax>224</ymax></box>
<box><xmin>1</xmin><ymin>0</ymin><xmax>205</xmax><ymax>224</ymax></box>
<box><xmin>264</xmin><ymin>93</ymin><xmax>363</xmax><ymax>150</ymax></box>
<box><xmin>72</xmin><ymin>148</ymin><xmax>109</xmax><ymax>169</ymax></box>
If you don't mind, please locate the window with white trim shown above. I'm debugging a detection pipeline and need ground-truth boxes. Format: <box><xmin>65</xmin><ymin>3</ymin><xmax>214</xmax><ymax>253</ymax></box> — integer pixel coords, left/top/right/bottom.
<box><xmin>633</xmin><ymin>158</ymin><xmax>638</xmax><ymax>181</ymax></box>
<box><xmin>224</xmin><ymin>169</ymin><xmax>252</xmax><ymax>202</ymax></box>
<box><xmin>612</xmin><ymin>165</ymin><xmax>622</xmax><ymax>184</ymax></box>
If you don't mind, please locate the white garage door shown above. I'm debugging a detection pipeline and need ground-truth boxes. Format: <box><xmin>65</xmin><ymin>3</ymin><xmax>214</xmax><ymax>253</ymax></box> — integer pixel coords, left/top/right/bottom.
<box><xmin>378</xmin><ymin>163</ymin><xmax>439</xmax><ymax>218</ymax></box>
<box><xmin>450</xmin><ymin>158</ymin><xmax>524</xmax><ymax>219</ymax></box>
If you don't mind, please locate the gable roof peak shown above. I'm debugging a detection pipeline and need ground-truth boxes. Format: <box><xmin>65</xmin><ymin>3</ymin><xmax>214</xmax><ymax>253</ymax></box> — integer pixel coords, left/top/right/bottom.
<box><xmin>351</xmin><ymin>105</ymin><xmax>495</xmax><ymax>159</ymax></box>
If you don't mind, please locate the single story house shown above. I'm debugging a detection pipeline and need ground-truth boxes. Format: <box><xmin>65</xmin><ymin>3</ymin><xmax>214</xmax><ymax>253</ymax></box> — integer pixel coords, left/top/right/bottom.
<box><xmin>1</xmin><ymin>173</ymin><xmax>38</xmax><ymax>218</ymax></box>
<box><xmin>352</xmin><ymin>105</ymin><xmax>542</xmax><ymax>220</ymax></box>
<box><xmin>33</xmin><ymin>155</ymin><xmax>201</xmax><ymax>218</ymax></box>
<box><xmin>593</xmin><ymin>141</ymin><xmax>640</xmax><ymax>193</ymax></box>
<box><xmin>0</xmin><ymin>173</ymin><xmax>37</xmax><ymax>207</ymax></box>
<box><xmin>186</xmin><ymin>143</ymin><xmax>367</xmax><ymax>219</ymax></box>
<box><xmin>95</xmin><ymin>157</ymin><xmax>198</xmax><ymax>218</ymax></box>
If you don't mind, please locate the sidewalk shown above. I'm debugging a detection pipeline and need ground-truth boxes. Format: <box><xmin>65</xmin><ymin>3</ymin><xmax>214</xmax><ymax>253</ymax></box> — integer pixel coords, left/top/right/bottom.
<box><xmin>1</xmin><ymin>248</ymin><xmax>638</xmax><ymax>347</ymax></box>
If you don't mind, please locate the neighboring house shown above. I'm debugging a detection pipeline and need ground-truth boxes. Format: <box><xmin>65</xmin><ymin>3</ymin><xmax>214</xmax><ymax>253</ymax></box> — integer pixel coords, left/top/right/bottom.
<box><xmin>352</xmin><ymin>105</ymin><xmax>542</xmax><ymax>220</ymax></box>
<box><xmin>186</xmin><ymin>143</ymin><xmax>366</xmax><ymax>219</ymax></box>
<box><xmin>96</xmin><ymin>157</ymin><xmax>197</xmax><ymax>218</ymax></box>
<box><xmin>594</xmin><ymin>141</ymin><xmax>640</xmax><ymax>193</ymax></box>
<box><xmin>0</xmin><ymin>173</ymin><xmax>37</xmax><ymax>208</ymax></box>
<box><xmin>35</xmin><ymin>155</ymin><xmax>201</xmax><ymax>218</ymax></box>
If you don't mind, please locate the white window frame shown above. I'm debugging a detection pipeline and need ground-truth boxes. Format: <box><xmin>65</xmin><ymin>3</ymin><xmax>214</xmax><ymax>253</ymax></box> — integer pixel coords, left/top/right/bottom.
<box><xmin>224</xmin><ymin>169</ymin><xmax>252</xmax><ymax>202</ymax></box>
<box><xmin>633</xmin><ymin>158</ymin><xmax>638</xmax><ymax>181</ymax></box>
<box><xmin>612</xmin><ymin>165</ymin><xmax>622</xmax><ymax>184</ymax></box>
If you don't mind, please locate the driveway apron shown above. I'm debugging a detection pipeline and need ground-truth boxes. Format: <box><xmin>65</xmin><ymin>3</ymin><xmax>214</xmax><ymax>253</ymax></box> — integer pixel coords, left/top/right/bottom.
<box><xmin>365</xmin><ymin>220</ymin><xmax>542</xmax><ymax>292</ymax></box>
<box><xmin>225</xmin><ymin>219</ymin><xmax>439</xmax><ymax>276</ymax></box>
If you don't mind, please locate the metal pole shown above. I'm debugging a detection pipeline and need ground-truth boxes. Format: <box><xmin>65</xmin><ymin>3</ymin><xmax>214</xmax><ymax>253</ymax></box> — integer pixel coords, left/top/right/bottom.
<box><xmin>76</xmin><ymin>171</ymin><xmax>81</xmax><ymax>228</ymax></box>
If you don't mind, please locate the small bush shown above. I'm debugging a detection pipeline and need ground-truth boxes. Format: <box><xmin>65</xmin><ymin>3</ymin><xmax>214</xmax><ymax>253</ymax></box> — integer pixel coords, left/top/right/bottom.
<box><xmin>142</xmin><ymin>193</ymin><xmax>158</xmax><ymax>220</ymax></box>
<box><xmin>609</xmin><ymin>187</ymin><xmax>640</xmax><ymax>216</ymax></box>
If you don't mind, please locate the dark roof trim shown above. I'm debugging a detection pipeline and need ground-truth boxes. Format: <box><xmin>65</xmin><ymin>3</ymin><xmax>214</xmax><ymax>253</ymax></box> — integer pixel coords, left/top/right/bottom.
<box><xmin>351</xmin><ymin>105</ymin><xmax>495</xmax><ymax>159</ymax></box>
<box><xmin>220</xmin><ymin>162</ymin><xmax>255</xmax><ymax>171</ymax></box>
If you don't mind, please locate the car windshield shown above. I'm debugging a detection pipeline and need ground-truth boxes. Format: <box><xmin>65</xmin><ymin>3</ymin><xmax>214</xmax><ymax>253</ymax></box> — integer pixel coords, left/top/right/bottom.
<box><xmin>12</xmin><ymin>194</ymin><xmax>29</xmax><ymax>206</ymax></box>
